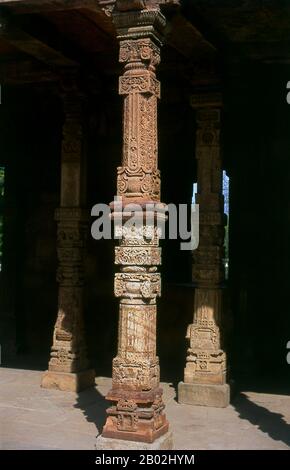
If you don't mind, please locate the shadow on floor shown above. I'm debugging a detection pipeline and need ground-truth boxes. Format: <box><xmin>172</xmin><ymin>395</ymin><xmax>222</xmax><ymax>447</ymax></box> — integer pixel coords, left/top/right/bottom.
<box><xmin>233</xmin><ymin>392</ymin><xmax>290</xmax><ymax>448</ymax></box>
<box><xmin>234</xmin><ymin>372</ymin><xmax>290</xmax><ymax>396</ymax></box>
<box><xmin>75</xmin><ymin>381</ymin><xmax>108</xmax><ymax>436</ymax></box>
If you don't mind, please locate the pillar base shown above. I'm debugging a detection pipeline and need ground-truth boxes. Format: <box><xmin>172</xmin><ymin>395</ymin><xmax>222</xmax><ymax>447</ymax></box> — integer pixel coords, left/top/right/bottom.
<box><xmin>41</xmin><ymin>369</ymin><xmax>95</xmax><ymax>392</ymax></box>
<box><xmin>95</xmin><ymin>432</ymin><xmax>173</xmax><ymax>450</ymax></box>
<box><xmin>178</xmin><ymin>381</ymin><xmax>230</xmax><ymax>408</ymax></box>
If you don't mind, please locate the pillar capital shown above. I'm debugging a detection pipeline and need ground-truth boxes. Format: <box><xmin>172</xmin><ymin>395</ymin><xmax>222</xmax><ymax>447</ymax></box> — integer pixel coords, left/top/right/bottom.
<box><xmin>113</xmin><ymin>7</ymin><xmax>166</xmax><ymax>45</ymax></box>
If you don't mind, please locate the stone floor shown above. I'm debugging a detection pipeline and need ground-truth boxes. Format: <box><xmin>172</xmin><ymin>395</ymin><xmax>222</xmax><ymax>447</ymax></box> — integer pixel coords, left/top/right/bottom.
<box><xmin>1</xmin><ymin>367</ymin><xmax>290</xmax><ymax>450</ymax></box>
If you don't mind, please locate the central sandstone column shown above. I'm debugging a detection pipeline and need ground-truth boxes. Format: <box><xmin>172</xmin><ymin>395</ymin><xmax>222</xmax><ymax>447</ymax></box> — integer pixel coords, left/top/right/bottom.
<box><xmin>178</xmin><ymin>93</ymin><xmax>230</xmax><ymax>408</ymax></box>
<box><xmin>96</xmin><ymin>3</ymin><xmax>172</xmax><ymax>450</ymax></box>
<box><xmin>41</xmin><ymin>70</ymin><xmax>95</xmax><ymax>392</ymax></box>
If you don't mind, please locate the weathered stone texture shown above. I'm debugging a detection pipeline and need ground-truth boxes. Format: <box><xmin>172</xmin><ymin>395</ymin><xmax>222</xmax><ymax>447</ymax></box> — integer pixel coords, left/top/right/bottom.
<box><xmin>42</xmin><ymin>72</ymin><xmax>95</xmax><ymax>392</ymax></box>
<box><xmin>179</xmin><ymin>93</ymin><xmax>229</xmax><ymax>407</ymax></box>
<box><xmin>101</xmin><ymin>8</ymin><xmax>171</xmax><ymax>445</ymax></box>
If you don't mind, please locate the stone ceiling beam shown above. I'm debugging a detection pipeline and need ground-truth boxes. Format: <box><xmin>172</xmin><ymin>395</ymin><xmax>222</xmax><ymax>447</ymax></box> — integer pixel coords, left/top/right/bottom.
<box><xmin>0</xmin><ymin>17</ymin><xmax>77</xmax><ymax>67</ymax></box>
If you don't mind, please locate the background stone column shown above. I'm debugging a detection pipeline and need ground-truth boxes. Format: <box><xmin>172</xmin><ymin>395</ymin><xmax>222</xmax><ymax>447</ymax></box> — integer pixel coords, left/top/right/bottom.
<box><xmin>178</xmin><ymin>92</ymin><xmax>230</xmax><ymax>407</ymax></box>
<box><xmin>97</xmin><ymin>4</ymin><xmax>172</xmax><ymax>449</ymax></box>
<box><xmin>41</xmin><ymin>70</ymin><xmax>95</xmax><ymax>392</ymax></box>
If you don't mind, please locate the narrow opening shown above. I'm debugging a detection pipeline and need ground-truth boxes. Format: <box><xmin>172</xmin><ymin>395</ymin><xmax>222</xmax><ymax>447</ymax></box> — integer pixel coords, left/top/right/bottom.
<box><xmin>0</xmin><ymin>165</ymin><xmax>5</xmax><ymax>272</ymax></box>
<box><xmin>192</xmin><ymin>172</ymin><xmax>230</xmax><ymax>280</ymax></box>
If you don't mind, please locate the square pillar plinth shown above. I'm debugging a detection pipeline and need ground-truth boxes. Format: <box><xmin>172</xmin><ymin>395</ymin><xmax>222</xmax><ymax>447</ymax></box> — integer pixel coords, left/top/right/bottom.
<box><xmin>95</xmin><ymin>432</ymin><xmax>173</xmax><ymax>451</ymax></box>
<box><xmin>178</xmin><ymin>381</ymin><xmax>230</xmax><ymax>408</ymax></box>
<box><xmin>41</xmin><ymin>369</ymin><xmax>95</xmax><ymax>392</ymax></box>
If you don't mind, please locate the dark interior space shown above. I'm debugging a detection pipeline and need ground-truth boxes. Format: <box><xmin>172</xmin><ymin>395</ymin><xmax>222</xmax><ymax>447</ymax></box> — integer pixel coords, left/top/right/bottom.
<box><xmin>0</xmin><ymin>0</ymin><xmax>290</xmax><ymax>401</ymax></box>
<box><xmin>1</xmin><ymin>62</ymin><xmax>290</xmax><ymax>394</ymax></box>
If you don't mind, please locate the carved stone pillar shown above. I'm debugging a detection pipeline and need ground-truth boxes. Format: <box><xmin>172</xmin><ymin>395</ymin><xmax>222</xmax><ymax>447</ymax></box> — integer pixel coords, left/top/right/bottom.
<box><xmin>178</xmin><ymin>93</ymin><xmax>230</xmax><ymax>408</ymax></box>
<box><xmin>41</xmin><ymin>71</ymin><xmax>95</xmax><ymax>392</ymax></box>
<box><xmin>96</xmin><ymin>4</ymin><xmax>172</xmax><ymax>450</ymax></box>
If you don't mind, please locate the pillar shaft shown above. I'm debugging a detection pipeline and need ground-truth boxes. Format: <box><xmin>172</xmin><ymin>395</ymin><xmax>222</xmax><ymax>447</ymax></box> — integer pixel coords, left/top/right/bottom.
<box><xmin>42</xmin><ymin>71</ymin><xmax>94</xmax><ymax>392</ymax></box>
<box><xmin>101</xmin><ymin>8</ymin><xmax>170</xmax><ymax>445</ymax></box>
<box><xmin>179</xmin><ymin>93</ymin><xmax>230</xmax><ymax>407</ymax></box>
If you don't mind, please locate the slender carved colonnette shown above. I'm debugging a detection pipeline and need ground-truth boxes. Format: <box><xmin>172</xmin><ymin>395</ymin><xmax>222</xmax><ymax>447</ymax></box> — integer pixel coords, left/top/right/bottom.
<box><xmin>100</xmin><ymin>4</ymin><xmax>171</xmax><ymax>445</ymax></box>
<box><xmin>42</xmin><ymin>70</ymin><xmax>95</xmax><ymax>392</ymax></box>
<box><xmin>178</xmin><ymin>93</ymin><xmax>230</xmax><ymax>408</ymax></box>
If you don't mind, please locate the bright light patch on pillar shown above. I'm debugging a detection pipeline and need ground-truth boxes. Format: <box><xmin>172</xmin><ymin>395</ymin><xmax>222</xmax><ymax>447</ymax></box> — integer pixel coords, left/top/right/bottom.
<box><xmin>223</xmin><ymin>170</ymin><xmax>230</xmax><ymax>279</ymax></box>
<box><xmin>192</xmin><ymin>182</ymin><xmax>197</xmax><ymax>204</ymax></box>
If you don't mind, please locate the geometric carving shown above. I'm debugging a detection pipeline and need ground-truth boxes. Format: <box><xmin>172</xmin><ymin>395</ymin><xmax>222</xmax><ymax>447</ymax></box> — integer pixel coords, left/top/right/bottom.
<box><xmin>115</xmin><ymin>246</ymin><xmax>161</xmax><ymax>266</ymax></box>
<box><xmin>184</xmin><ymin>288</ymin><xmax>226</xmax><ymax>385</ymax></box>
<box><xmin>117</xmin><ymin>304</ymin><xmax>157</xmax><ymax>361</ymax></box>
<box><xmin>101</xmin><ymin>8</ymin><xmax>169</xmax><ymax>444</ymax></box>
<box><xmin>113</xmin><ymin>357</ymin><xmax>159</xmax><ymax>391</ymax></box>
<box><xmin>115</xmin><ymin>36</ymin><xmax>162</xmax><ymax>203</ymax></box>
<box><xmin>119</xmin><ymin>74</ymin><xmax>160</xmax><ymax>97</ymax></box>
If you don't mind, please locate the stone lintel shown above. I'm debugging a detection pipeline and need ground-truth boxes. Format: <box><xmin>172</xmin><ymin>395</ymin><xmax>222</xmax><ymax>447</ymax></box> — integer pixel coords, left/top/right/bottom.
<box><xmin>95</xmin><ymin>431</ymin><xmax>173</xmax><ymax>450</ymax></box>
<box><xmin>178</xmin><ymin>381</ymin><xmax>230</xmax><ymax>408</ymax></box>
<box><xmin>41</xmin><ymin>369</ymin><xmax>95</xmax><ymax>392</ymax></box>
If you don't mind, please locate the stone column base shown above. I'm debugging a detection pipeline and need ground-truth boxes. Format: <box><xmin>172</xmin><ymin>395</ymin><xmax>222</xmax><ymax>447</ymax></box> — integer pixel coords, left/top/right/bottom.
<box><xmin>95</xmin><ymin>432</ymin><xmax>173</xmax><ymax>450</ymax></box>
<box><xmin>41</xmin><ymin>369</ymin><xmax>95</xmax><ymax>392</ymax></box>
<box><xmin>178</xmin><ymin>381</ymin><xmax>230</xmax><ymax>408</ymax></box>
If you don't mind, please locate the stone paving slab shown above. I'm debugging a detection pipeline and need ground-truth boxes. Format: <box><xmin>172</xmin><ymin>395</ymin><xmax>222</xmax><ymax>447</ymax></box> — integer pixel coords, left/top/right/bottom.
<box><xmin>0</xmin><ymin>368</ymin><xmax>290</xmax><ymax>450</ymax></box>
